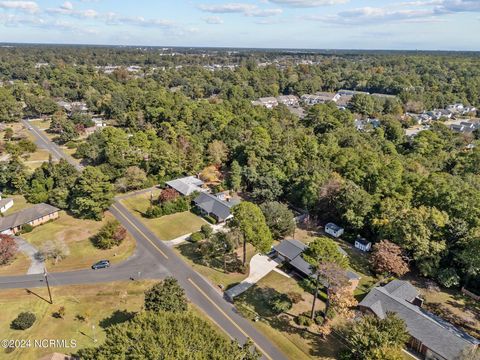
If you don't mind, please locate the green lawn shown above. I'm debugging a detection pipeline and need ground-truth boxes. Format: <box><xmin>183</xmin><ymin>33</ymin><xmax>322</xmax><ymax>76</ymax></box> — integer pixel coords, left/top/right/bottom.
<box><xmin>120</xmin><ymin>192</ymin><xmax>206</xmax><ymax>240</ymax></box>
<box><xmin>0</xmin><ymin>281</ymin><xmax>155</xmax><ymax>360</ymax></box>
<box><xmin>235</xmin><ymin>271</ymin><xmax>344</xmax><ymax>360</ymax></box>
<box><xmin>22</xmin><ymin>211</ymin><xmax>136</xmax><ymax>273</ymax></box>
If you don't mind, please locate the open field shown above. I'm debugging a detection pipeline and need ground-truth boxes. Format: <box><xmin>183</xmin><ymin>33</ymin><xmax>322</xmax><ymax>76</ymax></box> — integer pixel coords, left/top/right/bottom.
<box><xmin>121</xmin><ymin>191</ymin><xmax>206</xmax><ymax>240</ymax></box>
<box><xmin>22</xmin><ymin>211</ymin><xmax>136</xmax><ymax>273</ymax></box>
<box><xmin>0</xmin><ymin>281</ymin><xmax>156</xmax><ymax>360</ymax></box>
<box><xmin>235</xmin><ymin>271</ymin><xmax>344</xmax><ymax>360</ymax></box>
<box><xmin>2</xmin><ymin>195</ymin><xmax>32</xmax><ymax>215</ymax></box>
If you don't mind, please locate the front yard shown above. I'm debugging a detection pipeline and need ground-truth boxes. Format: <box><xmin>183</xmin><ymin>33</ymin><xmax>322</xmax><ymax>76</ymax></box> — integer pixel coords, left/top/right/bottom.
<box><xmin>22</xmin><ymin>211</ymin><xmax>136</xmax><ymax>272</ymax></box>
<box><xmin>120</xmin><ymin>191</ymin><xmax>206</xmax><ymax>240</ymax></box>
<box><xmin>175</xmin><ymin>241</ymin><xmax>257</xmax><ymax>290</ymax></box>
<box><xmin>0</xmin><ymin>252</ymin><xmax>30</xmax><ymax>276</ymax></box>
<box><xmin>235</xmin><ymin>271</ymin><xmax>346</xmax><ymax>360</ymax></box>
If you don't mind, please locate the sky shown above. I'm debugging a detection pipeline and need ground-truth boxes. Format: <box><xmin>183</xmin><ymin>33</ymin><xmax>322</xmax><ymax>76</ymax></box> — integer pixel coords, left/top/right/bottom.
<box><xmin>0</xmin><ymin>0</ymin><xmax>479</xmax><ymax>50</ymax></box>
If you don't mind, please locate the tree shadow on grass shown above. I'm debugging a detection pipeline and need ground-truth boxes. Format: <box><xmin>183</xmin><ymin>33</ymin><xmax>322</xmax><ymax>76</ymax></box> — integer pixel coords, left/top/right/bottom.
<box><xmin>99</xmin><ymin>309</ymin><xmax>136</xmax><ymax>329</ymax></box>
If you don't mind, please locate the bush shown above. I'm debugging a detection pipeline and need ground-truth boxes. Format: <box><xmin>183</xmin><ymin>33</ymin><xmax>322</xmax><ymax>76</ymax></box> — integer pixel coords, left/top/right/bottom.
<box><xmin>21</xmin><ymin>224</ymin><xmax>34</xmax><ymax>233</ymax></box>
<box><xmin>296</xmin><ymin>314</ymin><xmax>313</xmax><ymax>327</ymax></box>
<box><xmin>204</xmin><ymin>215</ymin><xmax>217</xmax><ymax>224</ymax></box>
<box><xmin>144</xmin><ymin>198</ymin><xmax>190</xmax><ymax>219</ymax></box>
<box><xmin>190</xmin><ymin>232</ymin><xmax>205</xmax><ymax>243</ymax></box>
<box><xmin>315</xmin><ymin>314</ymin><xmax>325</xmax><ymax>325</ymax></box>
<box><xmin>287</xmin><ymin>291</ymin><xmax>304</xmax><ymax>304</ymax></box>
<box><xmin>437</xmin><ymin>268</ymin><xmax>460</xmax><ymax>288</ymax></box>
<box><xmin>91</xmin><ymin>220</ymin><xmax>127</xmax><ymax>249</ymax></box>
<box><xmin>325</xmin><ymin>307</ymin><xmax>337</xmax><ymax>320</ymax></box>
<box><xmin>269</xmin><ymin>294</ymin><xmax>293</xmax><ymax>315</ymax></box>
<box><xmin>200</xmin><ymin>224</ymin><xmax>213</xmax><ymax>238</ymax></box>
<box><xmin>11</xmin><ymin>312</ymin><xmax>36</xmax><ymax>330</ymax></box>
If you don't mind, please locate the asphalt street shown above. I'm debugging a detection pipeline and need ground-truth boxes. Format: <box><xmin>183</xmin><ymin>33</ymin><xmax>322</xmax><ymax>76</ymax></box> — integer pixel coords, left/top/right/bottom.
<box><xmin>0</xmin><ymin>122</ymin><xmax>289</xmax><ymax>360</ymax></box>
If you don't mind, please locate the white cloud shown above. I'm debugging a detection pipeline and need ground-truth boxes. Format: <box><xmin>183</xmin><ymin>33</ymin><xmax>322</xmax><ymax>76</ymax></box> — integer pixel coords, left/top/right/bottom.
<box><xmin>0</xmin><ymin>1</ymin><xmax>38</xmax><ymax>13</ymax></box>
<box><xmin>203</xmin><ymin>16</ymin><xmax>224</xmax><ymax>24</ymax></box>
<box><xmin>267</xmin><ymin>0</ymin><xmax>349</xmax><ymax>7</ymax></box>
<box><xmin>306</xmin><ymin>6</ymin><xmax>438</xmax><ymax>25</ymax></box>
<box><xmin>198</xmin><ymin>3</ymin><xmax>282</xmax><ymax>17</ymax></box>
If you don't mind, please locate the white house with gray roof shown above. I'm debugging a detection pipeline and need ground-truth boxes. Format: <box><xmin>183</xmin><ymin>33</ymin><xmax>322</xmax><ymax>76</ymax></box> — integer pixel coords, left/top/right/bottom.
<box><xmin>165</xmin><ymin>176</ymin><xmax>204</xmax><ymax>196</ymax></box>
<box><xmin>359</xmin><ymin>280</ymin><xmax>479</xmax><ymax>360</ymax></box>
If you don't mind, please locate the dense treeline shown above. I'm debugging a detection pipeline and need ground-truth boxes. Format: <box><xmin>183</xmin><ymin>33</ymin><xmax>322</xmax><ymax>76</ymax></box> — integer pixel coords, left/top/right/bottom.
<box><xmin>0</xmin><ymin>47</ymin><xmax>479</xmax><ymax>290</ymax></box>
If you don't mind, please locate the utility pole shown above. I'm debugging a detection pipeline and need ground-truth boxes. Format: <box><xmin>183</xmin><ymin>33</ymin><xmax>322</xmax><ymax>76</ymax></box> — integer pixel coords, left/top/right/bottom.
<box><xmin>44</xmin><ymin>267</ymin><xmax>53</xmax><ymax>304</ymax></box>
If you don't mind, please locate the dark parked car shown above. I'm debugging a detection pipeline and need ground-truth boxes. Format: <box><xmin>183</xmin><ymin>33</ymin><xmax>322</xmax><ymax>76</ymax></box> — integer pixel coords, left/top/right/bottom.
<box><xmin>91</xmin><ymin>260</ymin><xmax>110</xmax><ymax>270</ymax></box>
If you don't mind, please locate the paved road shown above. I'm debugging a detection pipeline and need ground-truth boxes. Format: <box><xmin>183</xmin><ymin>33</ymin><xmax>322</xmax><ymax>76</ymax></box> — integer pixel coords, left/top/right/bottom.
<box><xmin>0</xmin><ymin>237</ymin><xmax>168</xmax><ymax>289</ymax></box>
<box><xmin>3</xmin><ymin>124</ymin><xmax>289</xmax><ymax>360</ymax></box>
<box><xmin>110</xmin><ymin>202</ymin><xmax>287</xmax><ymax>360</ymax></box>
<box><xmin>21</xmin><ymin>119</ymin><xmax>84</xmax><ymax>171</ymax></box>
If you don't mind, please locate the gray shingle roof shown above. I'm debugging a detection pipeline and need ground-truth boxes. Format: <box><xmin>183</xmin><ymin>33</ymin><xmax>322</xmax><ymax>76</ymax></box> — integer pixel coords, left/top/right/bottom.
<box><xmin>193</xmin><ymin>192</ymin><xmax>235</xmax><ymax>221</ymax></box>
<box><xmin>166</xmin><ymin>176</ymin><xmax>204</xmax><ymax>196</ymax></box>
<box><xmin>0</xmin><ymin>203</ymin><xmax>60</xmax><ymax>232</ymax></box>
<box><xmin>325</xmin><ymin>222</ymin><xmax>343</xmax><ymax>232</ymax></box>
<box><xmin>359</xmin><ymin>281</ymin><xmax>479</xmax><ymax>360</ymax></box>
<box><xmin>273</xmin><ymin>239</ymin><xmax>361</xmax><ymax>282</ymax></box>
<box><xmin>273</xmin><ymin>239</ymin><xmax>306</xmax><ymax>260</ymax></box>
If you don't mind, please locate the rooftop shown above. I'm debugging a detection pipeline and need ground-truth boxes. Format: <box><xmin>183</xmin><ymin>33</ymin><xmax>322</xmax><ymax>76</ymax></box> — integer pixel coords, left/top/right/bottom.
<box><xmin>0</xmin><ymin>203</ymin><xmax>60</xmax><ymax>232</ymax></box>
<box><xmin>193</xmin><ymin>192</ymin><xmax>239</xmax><ymax>220</ymax></box>
<box><xmin>359</xmin><ymin>280</ymin><xmax>479</xmax><ymax>360</ymax></box>
<box><xmin>166</xmin><ymin>176</ymin><xmax>204</xmax><ymax>196</ymax></box>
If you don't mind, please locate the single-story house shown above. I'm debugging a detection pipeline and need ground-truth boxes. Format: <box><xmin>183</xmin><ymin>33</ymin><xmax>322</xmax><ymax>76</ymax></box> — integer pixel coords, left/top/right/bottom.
<box><xmin>355</xmin><ymin>236</ymin><xmax>372</xmax><ymax>252</ymax></box>
<box><xmin>193</xmin><ymin>192</ymin><xmax>240</xmax><ymax>223</ymax></box>
<box><xmin>165</xmin><ymin>176</ymin><xmax>204</xmax><ymax>196</ymax></box>
<box><xmin>0</xmin><ymin>195</ymin><xmax>14</xmax><ymax>213</ymax></box>
<box><xmin>359</xmin><ymin>280</ymin><xmax>479</xmax><ymax>360</ymax></box>
<box><xmin>0</xmin><ymin>203</ymin><xmax>60</xmax><ymax>235</ymax></box>
<box><xmin>325</xmin><ymin>222</ymin><xmax>344</xmax><ymax>238</ymax></box>
<box><xmin>272</xmin><ymin>239</ymin><xmax>361</xmax><ymax>290</ymax></box>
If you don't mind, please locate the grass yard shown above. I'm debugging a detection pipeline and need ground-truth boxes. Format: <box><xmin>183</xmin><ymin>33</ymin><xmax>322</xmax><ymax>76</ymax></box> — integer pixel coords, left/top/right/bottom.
<box><xmin>175</xmin><ymin>241</ymin><xmax>257</xmax><ymax>290</ymax></box>
<box><xmin>22</xmin><ymin>211</ymin><xmax>136</xmax><ymax>272</ymax></box>
<box><xmin>0</xmin><ymin>252</ymin><xmax>30</xmax><ymax>276</ymax></box>
<box><xmin>235</xmin><ymin>271</ymin><xmax>345</xmax><ymax>360</ymax></box>
<box><xmin>0</xmin><ymin>281</ymin><xmax>155</xmax><ymax>360</ymax></box>
<box><xmin>121</xmin><ymin>191</ymin><xmax>206</xmax><ymax>240</ymax></box>
<box><xmin>29</xmin><ymin>119</ymin><xmax>51</xmax><ymax>130</ymax></box>
<box><xmin>2</xmin><ymin>195</ymin><xmax>32</xmax><ymax>215</ymax></box>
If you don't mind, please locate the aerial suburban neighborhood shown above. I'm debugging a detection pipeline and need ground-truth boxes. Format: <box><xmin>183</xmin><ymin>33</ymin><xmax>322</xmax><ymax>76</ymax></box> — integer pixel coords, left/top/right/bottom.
<box><xmin>0</xmin><ymin>1</ymin><xmax>480</xmax><ymax>360</ymax></box>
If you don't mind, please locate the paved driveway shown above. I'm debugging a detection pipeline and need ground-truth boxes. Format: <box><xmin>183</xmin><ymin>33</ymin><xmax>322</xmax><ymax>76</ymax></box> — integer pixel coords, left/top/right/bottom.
<box><xmin>225</xmin><ymin>254</ymin><xmax>280</xmax><ymax>300</ymax></box>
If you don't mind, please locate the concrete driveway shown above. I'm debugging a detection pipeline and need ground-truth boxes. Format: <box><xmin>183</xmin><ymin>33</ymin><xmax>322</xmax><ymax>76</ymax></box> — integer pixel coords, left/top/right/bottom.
<box><xmin>225</xmin><ymin>254</ymin><xmax>280</xmax><ymax>301</ymax></box>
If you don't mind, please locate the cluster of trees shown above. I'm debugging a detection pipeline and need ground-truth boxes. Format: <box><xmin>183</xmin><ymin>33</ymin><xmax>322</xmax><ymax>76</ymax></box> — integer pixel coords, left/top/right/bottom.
<box><xmin>0</xmin><ymin>47</ymin><xmax>479</xmax><ymax>290</ymax></box>
<box><xmin>78</xmin><ymin>277</ymin><xmax>260</xmax><ymax>359</ymax></box>
<box><xmin>0</xmin><ymin>159</ymin><xmax>114</xmax><ymax>220</ymax></box>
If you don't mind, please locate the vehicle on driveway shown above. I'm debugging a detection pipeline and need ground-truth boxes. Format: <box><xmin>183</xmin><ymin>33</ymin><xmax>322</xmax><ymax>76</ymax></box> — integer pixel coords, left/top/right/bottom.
<box><xmin>91</xmin><ymin>260</ymin><xmax>110</xmax><ymax>270</ymax></box>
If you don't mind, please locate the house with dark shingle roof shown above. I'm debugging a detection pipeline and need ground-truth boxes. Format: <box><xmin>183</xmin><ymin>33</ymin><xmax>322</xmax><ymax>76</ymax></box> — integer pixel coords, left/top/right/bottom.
<box><xmin>0</xmin><ymin>203</ymin><xmax>60</xmax><ymax>235</ymax></box>
<box><xmin>193</xmin><ymin>192</ymin><xmax>240</xmax><ymax>223</ymax></box>
<box><xmin>359</xmin><ymin>280</ymin><xmax>479</xmax><ymax>360</ymax></box>
<box><xmin>272</xmin><ymin>239</ymin><xmax>361</xmax><ymax>290</ymax></box>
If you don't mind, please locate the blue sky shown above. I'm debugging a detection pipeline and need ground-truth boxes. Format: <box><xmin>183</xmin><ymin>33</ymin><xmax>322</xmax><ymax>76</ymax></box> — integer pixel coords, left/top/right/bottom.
<box><xmin>0</xmin><ymin>0</ymin><xmax>479</xmax><ymax>50</ymax></box>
